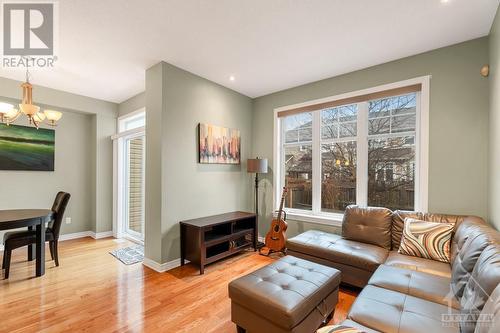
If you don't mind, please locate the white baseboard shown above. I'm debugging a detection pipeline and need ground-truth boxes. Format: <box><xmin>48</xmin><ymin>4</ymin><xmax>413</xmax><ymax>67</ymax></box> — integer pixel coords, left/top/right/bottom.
<box><xmin>91</xmin><ymin>231</ymin><xmax>114</xmax><ymax>239</ymax></box>
<box><xmin>59</xmin><ymin>231</ymin><xmax>94</xmax><ymax>241</ymax></box>
<box><xmin>58</xmin><ymin>230</ymin><xmax>114</xmax><ymax>241</ymax></box>
<box><xmin>258</xmin><ymin>236</ymin><xmax>265</xmax><ymax>243</ymax></box>
<box><xmin>143</xmin><ymin>257</ymin><xmax>182</xmax><ymax>273</ymax></box>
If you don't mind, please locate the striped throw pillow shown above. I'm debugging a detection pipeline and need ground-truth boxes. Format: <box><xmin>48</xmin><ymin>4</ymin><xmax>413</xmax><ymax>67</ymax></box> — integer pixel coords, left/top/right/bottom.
<box><xmin>317</xmin><ymin>325</ymin><xmax>365</xmax><ymax>333</ymax></box>
<box><xmin>398</xmin><ymin>218</ymin><xmax>453</xmax><ymax>263</ymax></box>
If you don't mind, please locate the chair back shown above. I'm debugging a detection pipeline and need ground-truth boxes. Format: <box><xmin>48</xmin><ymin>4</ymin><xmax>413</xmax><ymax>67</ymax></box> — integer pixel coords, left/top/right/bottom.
<box><xmin>49</xmin><ymin>191</ymin><xmax>71</xmax><ymax>239</ymax></box>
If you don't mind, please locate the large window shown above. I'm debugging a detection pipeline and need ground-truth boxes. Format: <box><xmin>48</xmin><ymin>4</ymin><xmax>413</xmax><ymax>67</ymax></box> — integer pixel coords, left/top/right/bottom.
<box><xmin>275</xmin><ymin>78</ymin><xmax>429</xmax><ymax>223</ymax></box>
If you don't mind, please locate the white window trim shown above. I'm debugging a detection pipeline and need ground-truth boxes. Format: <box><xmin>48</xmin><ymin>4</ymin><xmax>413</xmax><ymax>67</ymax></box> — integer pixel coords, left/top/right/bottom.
<box><xmin>117</xmin><ymin>107</ymin><xmax>146</xmax><ymax>133</ymax></box>
<box><xmin>273</xmin><ymin>76</ymin><xmax>430</xmax><ymax>227</ymax></box>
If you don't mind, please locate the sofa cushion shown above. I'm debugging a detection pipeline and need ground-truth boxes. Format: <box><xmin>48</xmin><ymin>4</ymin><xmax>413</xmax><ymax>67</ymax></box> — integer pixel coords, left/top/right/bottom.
<box><xmin>286</xmin><ymin>230</ymin><xmax>342</xmax><ymax>258</ymax></box>
<box><xmin>228</xmin><ymin>255</ymin><xmax>341</xmax><ymax>329</ymax></box>
<box><xmin>450</xmin><ymin>216</ymin><xmax>488</xmax><ymax>264</ymax></box>
<box><xmin>348</xmin><ymin>285</ymin><xmax>459</xmax><ymax>333</ymax></box>
<box><xmin>287</xmin><ymin>230</ymin><xmax>388</xmax><ymax>273</ymax></box>
<box><xmin>451</xmin><ymin>224</ymin><xmax>499</xmax><ymax>299</ymax></box>
<box><xmin>286</xmin><ymin>250</ymin><xmax>376</xmax><ymax>288</ymax></box>
<box><xmin>460</xmin><ymin>244</ymin><xmax>500</xmax><ymax>333</ymax></box>
<box><xmin>398</xmin><ymin>218</ymin><xmax>454</xmax><ymax>263</ymax></box>
<box><xmin>327</xmin><ymin>239</ymin><xmax>388</xmax><ymax>272</ymax></box>
<box><xmin>384</xmin><ymin>250</ymin><xmax>451</xmax><ymax>277</ymax></box>
<box><xmin>368</xmin><ymin>264</ymin><xmax>459</xmax><ymax>309</ymax></box>
<box><xmin>342</xmin><ymin>205</ymin><xmax>392</xmax><ymax>250</ymax></box>
<box><xmin>473</xmin><ymin>283</ymin><xmax>500</xmax><ymax>333</ymax></box>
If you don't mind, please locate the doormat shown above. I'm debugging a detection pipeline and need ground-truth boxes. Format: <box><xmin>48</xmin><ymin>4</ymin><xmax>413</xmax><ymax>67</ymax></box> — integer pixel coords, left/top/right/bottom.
<box><xmin>110</xmin><ymin>245</ymin><xmax>144</xmax><ymax>265</ymax></box>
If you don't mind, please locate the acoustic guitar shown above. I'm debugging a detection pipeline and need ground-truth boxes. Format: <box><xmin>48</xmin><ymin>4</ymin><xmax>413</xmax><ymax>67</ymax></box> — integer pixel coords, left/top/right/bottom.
<box><xmin>261</xmin><ymin>187</ymin><xmax>288</xmax><ymax>255</ymax></box>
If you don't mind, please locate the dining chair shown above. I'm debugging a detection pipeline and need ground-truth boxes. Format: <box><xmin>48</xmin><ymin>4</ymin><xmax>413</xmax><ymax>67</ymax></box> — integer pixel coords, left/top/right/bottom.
<box><xmin>2</xmin><ymin>192</ymin><xmax>71</xmax><ymax>278</ymax></box>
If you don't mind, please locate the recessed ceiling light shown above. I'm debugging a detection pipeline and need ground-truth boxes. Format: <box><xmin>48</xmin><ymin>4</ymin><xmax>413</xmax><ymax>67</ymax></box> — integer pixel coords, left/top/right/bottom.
<box><xmin>440</xmin><ymin>0</ymin><xmax>450</xmax><ymax>3</ymax></box>
<box><xmin>229</xmin><ymin>76</ymin><xmax>235</xmax><ymax>81</ymax></box>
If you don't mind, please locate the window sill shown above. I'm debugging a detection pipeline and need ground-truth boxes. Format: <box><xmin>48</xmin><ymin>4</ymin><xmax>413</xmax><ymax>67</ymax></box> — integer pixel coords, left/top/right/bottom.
<box><xmin>274</xmin><ymin>210</ymin><xmax>343</xmax><ymax>228</ymax></box>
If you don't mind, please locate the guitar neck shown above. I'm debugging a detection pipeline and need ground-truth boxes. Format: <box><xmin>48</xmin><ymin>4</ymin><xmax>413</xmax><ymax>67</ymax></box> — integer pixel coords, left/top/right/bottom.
<box><xmin>277</xmin><ymin>189</ymin><xmax>286</xmax><ymax>221</ymax></box>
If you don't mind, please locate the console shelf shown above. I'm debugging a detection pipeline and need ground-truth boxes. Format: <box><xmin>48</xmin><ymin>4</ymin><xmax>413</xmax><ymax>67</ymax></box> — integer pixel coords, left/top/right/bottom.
<box><xmin>180</xmin><ymin>211</ymin><xmax>257</xmax><ymax>274</ymax></box>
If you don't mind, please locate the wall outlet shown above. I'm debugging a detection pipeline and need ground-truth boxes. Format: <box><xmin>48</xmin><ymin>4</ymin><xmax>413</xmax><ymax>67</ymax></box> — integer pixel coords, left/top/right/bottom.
<box><xmin>65</xmin><ymin>217</ymin><xmax>72</xmax><ymax>225</ymax></box>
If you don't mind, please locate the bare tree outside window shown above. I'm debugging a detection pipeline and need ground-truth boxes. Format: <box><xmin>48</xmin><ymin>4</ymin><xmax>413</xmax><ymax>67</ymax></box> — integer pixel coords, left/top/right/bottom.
<box><xmin>321</xmin><ymin>105</ymin><xmax>358</xmax><ymax>213</ymax></box>
<box><xmin>283</xmin><ymin>113</ymin><xmax>313</xmax><ymax>210</ymax></box>
<box><xmin>368</xmin><ymin>94</ymin><xmax>416</xmax><ymax>210</ymax></box>
<box><xmin>280</xmin><ymin>92</ymin><xmax>418</xmax><ymax>215</ymax></box>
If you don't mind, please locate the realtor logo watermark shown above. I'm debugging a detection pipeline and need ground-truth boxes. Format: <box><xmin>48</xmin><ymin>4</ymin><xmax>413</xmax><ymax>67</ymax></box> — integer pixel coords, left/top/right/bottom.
<box><xmin>1</xmin><ymin>1</ymin><xmax>58</xmax><ymax>68</ymax></box>
<box><xmin>441</xmin><ymin>276</ymin><xmax>496</xmax><ymax>330</ymax></box>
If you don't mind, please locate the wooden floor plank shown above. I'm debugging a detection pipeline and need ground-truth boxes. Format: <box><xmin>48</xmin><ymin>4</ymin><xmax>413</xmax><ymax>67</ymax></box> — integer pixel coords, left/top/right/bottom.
<box><xmin>0</xmin><ymin>237</ymin><xmax>357</xmax><ymax>332</ymax></box>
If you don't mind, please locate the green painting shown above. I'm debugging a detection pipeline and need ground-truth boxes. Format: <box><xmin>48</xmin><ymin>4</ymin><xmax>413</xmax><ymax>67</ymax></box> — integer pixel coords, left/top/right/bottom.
<box><xmin>0</xmin><ymin>123</ymin><xmax>55</xmax><ymax>171</ymax></box>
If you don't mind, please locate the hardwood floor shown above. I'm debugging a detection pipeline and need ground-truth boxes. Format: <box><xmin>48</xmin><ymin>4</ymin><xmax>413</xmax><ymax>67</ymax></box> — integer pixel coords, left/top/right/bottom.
<box><xmin>0</xmin><ymin>237</ymin><xmax>358</xmax><ymax>333</ymax></box>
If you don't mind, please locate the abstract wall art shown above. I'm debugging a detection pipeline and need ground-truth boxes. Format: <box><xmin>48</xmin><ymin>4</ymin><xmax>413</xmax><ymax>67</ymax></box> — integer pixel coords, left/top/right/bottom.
<box><xmin>0</xmin><ymin>123</ymin><xmax>55</xmax><ymax>171</ymax></box>
<box><xmin>198</xmin><ymin>123</ymin><xmax>240</xmax><ymax>164</ymax></box>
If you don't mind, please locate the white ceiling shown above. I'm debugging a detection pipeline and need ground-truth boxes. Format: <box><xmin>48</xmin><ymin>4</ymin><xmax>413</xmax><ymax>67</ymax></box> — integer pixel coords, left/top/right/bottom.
<box><xmin>0</xmin><ymin>0</ymin><xmax>498</xmax><ymax>103</ymax></box>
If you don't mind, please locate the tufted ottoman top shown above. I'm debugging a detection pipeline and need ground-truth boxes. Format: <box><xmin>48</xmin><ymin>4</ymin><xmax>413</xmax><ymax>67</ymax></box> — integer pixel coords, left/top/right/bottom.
<box><xmin>228</xmin><ymin>255</ymin><xmax>341</xmax><ymax>329</ymax></box>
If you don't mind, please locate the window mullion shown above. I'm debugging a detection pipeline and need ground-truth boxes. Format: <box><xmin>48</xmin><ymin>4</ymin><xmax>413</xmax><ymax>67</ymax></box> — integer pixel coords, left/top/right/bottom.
<box><xmin>357</xmin><ymin>102</ymin><xmax>369</xmax><ymax>207</ymax></box>
<box><xmin>312</xmin><ymin>111</ymin><xmax>321</xmax><ymax>213</ymax></box>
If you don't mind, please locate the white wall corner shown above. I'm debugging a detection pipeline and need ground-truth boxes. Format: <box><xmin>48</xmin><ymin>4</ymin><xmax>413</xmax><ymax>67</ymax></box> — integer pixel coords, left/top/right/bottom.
<box><xmin>143</xmin><ymin>257</ymin><xmax>181</xmax><ymax>273</ymax></box>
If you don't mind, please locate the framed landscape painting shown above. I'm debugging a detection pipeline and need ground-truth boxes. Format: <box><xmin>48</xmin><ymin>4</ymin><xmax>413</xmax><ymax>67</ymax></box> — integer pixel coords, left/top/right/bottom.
<box><xmin>0</xmin><ymin>123</ymin><xmax>55</xmax><ymax>171</ymax></box>
<box><xmin>198</xmin><ymin>123</ymin><xmax>240</xmax><ymax>164</ymax></box>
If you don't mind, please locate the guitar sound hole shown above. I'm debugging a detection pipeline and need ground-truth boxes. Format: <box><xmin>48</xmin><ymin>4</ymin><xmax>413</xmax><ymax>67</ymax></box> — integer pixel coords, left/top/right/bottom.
<box><xmin>273</xmin><ymin>225</ymin><xmax>280</xmax><ymax>232</ymax></box>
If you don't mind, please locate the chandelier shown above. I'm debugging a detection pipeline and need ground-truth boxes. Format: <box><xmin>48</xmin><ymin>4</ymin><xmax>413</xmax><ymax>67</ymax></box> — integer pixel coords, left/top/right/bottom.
<box><xmin>0</xmin><ymin>69</ymin><xmax>62</xmax><ymax>128</ymax></box>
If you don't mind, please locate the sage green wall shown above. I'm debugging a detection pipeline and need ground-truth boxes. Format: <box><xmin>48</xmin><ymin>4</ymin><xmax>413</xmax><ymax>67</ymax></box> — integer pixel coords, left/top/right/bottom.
<box><xmin>252</xmin><ymin>38</ymin><xmax>490</xmax><ymax>236</ymax></box>
<box><xmin>0</xmin><ymin>77</ymin><xmax>118</xmax><ymax>239</ymax></box>
<box><xmin>0</xmin><ymin>112</ymin><xmax>93</xmax><ymax>241</ymax></box>
<box><xmin>144</xmin><ymin>63</ymin><xmax>166</xmax><ymax>263</ymax></box>
<box><xmin>145</xmin><ymin>62</ymin><xmax>253</xmax><ymax>264</ymax></box>
<box><xmin>489</xmin><ymin>8</ymin><xmax>500</xmax><ymax>231</ymax></box>
<box><xmin>118</xmin><ymin>92</ymin><xmax>145</xmax><ymax>117</ymax></box>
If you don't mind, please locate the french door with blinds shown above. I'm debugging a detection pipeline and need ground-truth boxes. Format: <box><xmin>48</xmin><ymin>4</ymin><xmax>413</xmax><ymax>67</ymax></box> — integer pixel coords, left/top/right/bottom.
<box><xmin>113</xmin><ymin>110</ymin><xmax>146</xmax><ymax>242</ymax></box>
<box><xmin>123</xmin><ymin>133</ymin><xmax>145</xmax><ymax>240</ymax></box>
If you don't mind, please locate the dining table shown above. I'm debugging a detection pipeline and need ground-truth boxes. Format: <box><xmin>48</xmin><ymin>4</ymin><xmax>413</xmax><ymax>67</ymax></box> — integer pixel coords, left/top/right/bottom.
<box><xmin>0</xmin><ymin>209</ymin><xmax>54</xmax><ymax>277</ymax></box>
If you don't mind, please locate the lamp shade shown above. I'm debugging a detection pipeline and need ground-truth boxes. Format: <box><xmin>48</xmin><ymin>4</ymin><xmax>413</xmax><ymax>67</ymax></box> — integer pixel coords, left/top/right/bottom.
<box><xmin>0</xmin><ymin>102</ymin><xmax>13</xmax><ymax>114</ymax></box>
<box><xmin>44</xmin><ymin>110</ymin><xmax>63</xmax><ymax>122</ymax></box>
<box><xmin>247</xmin><ymin>158</ymin><xmax>268</xmax><ymax>174</ymax></box>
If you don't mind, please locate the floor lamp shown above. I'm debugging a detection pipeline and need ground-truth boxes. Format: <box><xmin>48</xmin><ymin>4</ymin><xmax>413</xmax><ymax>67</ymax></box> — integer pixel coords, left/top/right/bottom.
<box><xmin>247</xmin><ymin>157</ymin><xmax>268</xmax><ymax>248</ymax></box>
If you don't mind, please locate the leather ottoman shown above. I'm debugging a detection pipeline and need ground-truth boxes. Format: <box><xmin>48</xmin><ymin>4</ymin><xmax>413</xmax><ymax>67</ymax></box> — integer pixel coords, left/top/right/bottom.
<box><xmin>229</xmin><ymin>255</ymin><xmax>341</xmax><ymax>333</ymax></box>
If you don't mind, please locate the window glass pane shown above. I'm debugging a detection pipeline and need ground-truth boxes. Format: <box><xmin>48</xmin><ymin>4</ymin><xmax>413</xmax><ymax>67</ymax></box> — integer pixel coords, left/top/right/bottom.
<box><xmin>321</xmin><ymin>141</ymin><xmax>357</xmax><ymax>213</ymax></box>
<box><xmin>284</xmin><ymin>113</ymin><xmax>312</xmax><ymax>143</ymax></box>
<box><xmin>321</xmin><ymin>124</ymin><xmax>338</xmax><ymax>140</ymax></box>
<box><xmin>123</xmin><ymin>113</ymin><xmax>145</xmax><ymax>131</ymax></box>
<box><xmin>322</xmin><ymin>109</ymin><xmax>337</xmax><ymax>124</ymax></box>
<box><xmin>339</xmin><ymin>122</ymin><xmax>357</xmax><ymax>138</ymax></box>
<box><xmin>284</xmin><ymin>145</ymin><xmax>312</xmax><ymax>211</ymax></box>
<box><xmin>368</xmin><ymin>117</ymin><xmax>390</xmax><ymax>135</ymax></box>
<box><xmin>321</xmin><ymin>104</ymin><xmax>357</xmax><ymax>139</ymax></box>
<box><xmin>338</xmin><ymin>105</ymin><xmax>358</xmax><ymax>122</ymax></box>
<box><xmin>127</xmin><ymin>136</ymin><xmax>145</xmax><ymax>235</ymax></box>
<box><xmin>392</xmin><ymin>114</ymin><xmax>416</xmax><ymax>133</ymax></box>
<box><xmin>285</xmin><ymin>130</ymin><xmax>299</xmax><ymax>143</ymax></box>
<box><xmin>299</xmin><ymin>128</ymin><xmax>312</xmax><ymax>141</ymax></box>
<box><xmin>368</xmin><ymin>136</ymin><xmax>415</xmax><ymax>210</ymax></box>
<box><xmin>369</xmin><ymin>94</ymin><xmax>416</xmax><ymax>135</ymax></box>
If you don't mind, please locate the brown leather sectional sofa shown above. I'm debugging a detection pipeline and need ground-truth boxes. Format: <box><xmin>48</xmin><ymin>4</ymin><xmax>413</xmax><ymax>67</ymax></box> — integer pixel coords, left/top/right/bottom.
<box><xmin>286</xmin><ymin>205</ymin><xmax>500</xmax><ymax>333</ymax></box>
